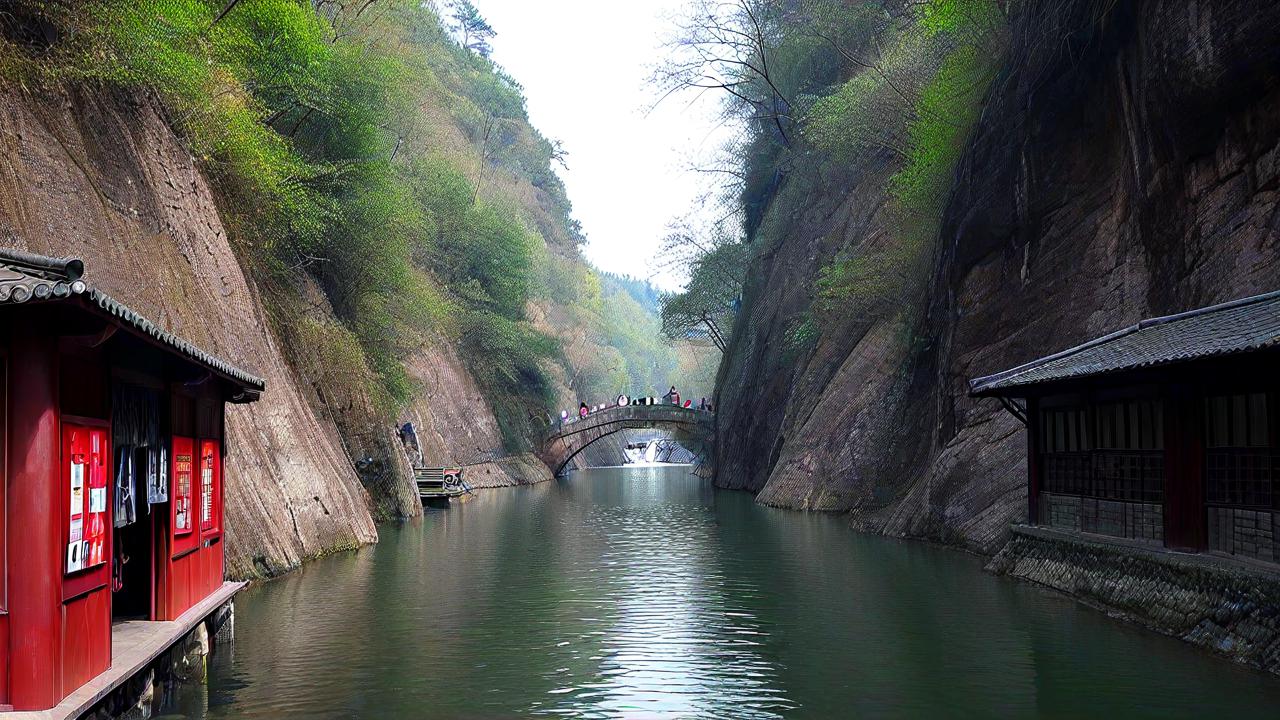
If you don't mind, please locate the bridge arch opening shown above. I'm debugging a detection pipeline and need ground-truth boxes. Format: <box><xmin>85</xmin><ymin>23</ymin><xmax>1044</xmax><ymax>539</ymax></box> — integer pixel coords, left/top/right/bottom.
<box><xmin>538</xmin><ymin>405</ymin><xmax>714</xmax><ymax>476</ymax></box>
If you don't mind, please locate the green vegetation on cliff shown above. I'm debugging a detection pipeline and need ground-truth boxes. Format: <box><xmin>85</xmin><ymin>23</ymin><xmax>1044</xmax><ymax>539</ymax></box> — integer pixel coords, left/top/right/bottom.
<box><xmin>0</xmin><ymin>0</ymin><xmax>708</xmax><ymax>459</ymax></box>
<box><xmin>658</xmin><ymin>0</ymin><xmax>1009</xmax><ymax>342</ymax></box>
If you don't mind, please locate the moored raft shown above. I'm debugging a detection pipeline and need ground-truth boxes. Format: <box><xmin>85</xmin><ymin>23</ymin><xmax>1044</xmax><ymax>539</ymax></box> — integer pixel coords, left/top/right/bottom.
<box><xmin>415</xmin><ymin>466</ymin><xmax>467</xmax><ymax>503</ymax></box>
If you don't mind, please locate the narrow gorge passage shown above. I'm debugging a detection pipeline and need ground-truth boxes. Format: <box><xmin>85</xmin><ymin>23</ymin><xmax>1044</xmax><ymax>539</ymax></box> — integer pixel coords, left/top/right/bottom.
<box><xmin>1</xmin><ymin>0</ymin><xmax>1279</xmax><ymax>717</ymax></box>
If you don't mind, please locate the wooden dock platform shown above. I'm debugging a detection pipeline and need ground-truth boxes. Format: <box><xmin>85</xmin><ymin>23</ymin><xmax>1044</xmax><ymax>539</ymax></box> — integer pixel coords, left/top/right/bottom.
<box><xmin>415</xmin><ymin>466</ymin><xmax>466</xmax><ymax>501</ymax></box>
<box><xmin>5</xmin><ymin>581</ymin><xmax>244</xmax><ymax>720</ymax></box>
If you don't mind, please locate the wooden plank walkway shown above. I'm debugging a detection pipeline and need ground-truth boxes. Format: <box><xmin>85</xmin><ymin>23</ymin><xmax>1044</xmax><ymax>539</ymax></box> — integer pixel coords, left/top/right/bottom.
<box><xmin>6</xmin><ymin>581</ymin><xmax>244</xmax><ymax>720</ymax></box>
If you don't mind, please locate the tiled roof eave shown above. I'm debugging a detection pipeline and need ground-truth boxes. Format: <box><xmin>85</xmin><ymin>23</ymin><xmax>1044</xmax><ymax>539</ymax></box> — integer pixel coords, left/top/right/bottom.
<box><xmin>82</xmin><ymin>289</ymin><xmax>266</xmax><ymax>392</ymax></box>
<box><xmin>0</xmin><ymin>247</ymin><xmax>264</xmax><ymax>395</ymax></box>
<box><xmin>969</xmin><ymin>324</ymin><xmax>1140</xmax><ymax>396</ymax></box>
<box><xmin>970</xmin><ymin>342</ymin><xmax>1279</xmax><ymax>397</ymax></box>
<box><xmin>969</xmin><ymin>289</ymin><xmax>1280</xmax><ymax>397</ymax></box>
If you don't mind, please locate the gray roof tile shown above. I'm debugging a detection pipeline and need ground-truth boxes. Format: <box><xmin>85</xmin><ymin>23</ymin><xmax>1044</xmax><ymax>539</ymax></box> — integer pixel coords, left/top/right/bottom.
<box><xmin>970</xmin><ymin>290</ymin><xmax>1280</xmax><ymax>396</ymax></box>
<box><xmin>0</xmin><ymin>247</ymin><xmax>265</xmax><ymax>393</ymax></box>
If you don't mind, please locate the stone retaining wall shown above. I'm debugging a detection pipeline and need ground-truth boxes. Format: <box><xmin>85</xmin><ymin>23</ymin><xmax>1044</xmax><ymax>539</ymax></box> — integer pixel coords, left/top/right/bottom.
<box><xmin>79</xmin><ymin>602</ymin><xmax>234</xmax><ymax>719</ymax></box>
<box><xmin>460</xmin><ymin>453</ymin><xmax>554</xmax><ymax>489</ymax></box>
<box><xmin>988</xmin><ymin>526</ymin><xmax>1280</xmax><ymax>674</ymax></box>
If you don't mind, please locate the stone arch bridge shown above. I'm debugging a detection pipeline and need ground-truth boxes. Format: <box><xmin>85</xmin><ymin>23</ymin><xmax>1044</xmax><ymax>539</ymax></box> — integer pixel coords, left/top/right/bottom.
<box><xmin>538</xmin><ymin>404</ymin><xmax>714</xmax><ymax>475</ymax></box>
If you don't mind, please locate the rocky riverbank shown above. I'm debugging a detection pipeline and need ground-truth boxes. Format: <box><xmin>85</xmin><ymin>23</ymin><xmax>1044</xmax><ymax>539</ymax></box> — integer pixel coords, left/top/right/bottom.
<box><xmin>989</xmin><ymin>526</ymin><xmax>1280</xmax><ymax>674</ymax></box>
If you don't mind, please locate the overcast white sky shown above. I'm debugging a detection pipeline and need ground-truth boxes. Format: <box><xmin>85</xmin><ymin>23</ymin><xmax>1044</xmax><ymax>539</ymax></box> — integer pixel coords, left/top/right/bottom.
<box><xmin>477</xmin><ymin>0</ymin><xmax>728</xmax><ymax>290</ymax></box>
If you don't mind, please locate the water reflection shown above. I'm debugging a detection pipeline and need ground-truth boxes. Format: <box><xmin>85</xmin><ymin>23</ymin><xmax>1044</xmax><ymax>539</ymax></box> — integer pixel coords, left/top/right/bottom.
<box><xmin>535</xmin><ymin>467</ymin><xmax>793</xmax><ymax>718</ymax></box>
<box><xmin>164</xmin><ymin>466</ymin><xmax>1280</xmax><ymax>719</ymax></box>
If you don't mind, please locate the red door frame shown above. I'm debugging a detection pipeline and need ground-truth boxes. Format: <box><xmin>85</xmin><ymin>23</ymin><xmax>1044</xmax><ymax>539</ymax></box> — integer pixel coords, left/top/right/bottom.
<box><xmin>7</xmin><ymin>335</ymin><xmax>61</xmax><ymax>710</ymax></box>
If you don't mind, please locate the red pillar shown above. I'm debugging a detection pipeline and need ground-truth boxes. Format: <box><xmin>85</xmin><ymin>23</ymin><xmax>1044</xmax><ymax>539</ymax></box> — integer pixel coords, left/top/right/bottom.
<box><xmin>7</xmin><ymin>336</ymin><xmax>62</xmax><ymax>709</ymax></box>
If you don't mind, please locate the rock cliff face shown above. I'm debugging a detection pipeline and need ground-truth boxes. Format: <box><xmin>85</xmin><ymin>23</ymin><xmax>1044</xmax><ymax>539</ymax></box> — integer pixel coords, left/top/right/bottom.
<box><xmin>0</xmin><ymin>84</ymin><xmax>381</xmax><ymax>576</ymax></box>
<box><xmin>0</xmin><ymin>81</ymin><xmax>559</xmax><ymax>575</ymax></box>
<box><xmin>715</xmin><ymin>0</ymin><xmax>1280</xmax><ymax>552</ymax></box>
<box><xmin>402</xmin><ymin>343</ymin><xmax>553</xmax><ymax>488</ymax></box>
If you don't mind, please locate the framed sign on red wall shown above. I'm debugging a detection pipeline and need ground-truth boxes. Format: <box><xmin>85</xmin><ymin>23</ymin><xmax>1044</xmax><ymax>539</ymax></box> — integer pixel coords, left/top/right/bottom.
<box><xmin>170</xmin><ymin>436</ymin><xmax>199</xmax><ymax>558</ymax></box>
<box><xmin>63</xmin><ymin>423</ymin><xmax>110</xmax><ymax>600</ymax></box>
<box><xmin>199</xmin><ymin>439</ymin><xmax>221</xmax><ymax>536</ymax></box>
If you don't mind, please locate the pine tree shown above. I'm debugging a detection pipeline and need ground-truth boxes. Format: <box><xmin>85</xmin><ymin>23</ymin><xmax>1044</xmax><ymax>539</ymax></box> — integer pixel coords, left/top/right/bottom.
<box><xmin>448</xmin><ymin>0</ymin><xmax>495</xmax><ymax>57</ymax></box>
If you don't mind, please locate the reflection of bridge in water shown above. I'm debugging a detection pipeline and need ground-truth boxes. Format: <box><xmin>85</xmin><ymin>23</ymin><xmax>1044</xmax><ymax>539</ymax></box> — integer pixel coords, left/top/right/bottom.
<box><xmin>538</xmin><ymin>404</ymin><xmax>715</xmax><ymax>475</ymax></box>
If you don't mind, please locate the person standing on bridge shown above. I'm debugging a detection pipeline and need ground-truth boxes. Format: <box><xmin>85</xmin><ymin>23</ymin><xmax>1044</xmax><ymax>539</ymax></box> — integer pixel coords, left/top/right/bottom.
<box><xmin>663</xmin><ymin>386</ymin><xmax>678</xmax><ymax>405</ymax></box>
<box><xmin>579</xmin><ymin>402</ymin><xmax>589</xmax><ymax>419</ymax></box>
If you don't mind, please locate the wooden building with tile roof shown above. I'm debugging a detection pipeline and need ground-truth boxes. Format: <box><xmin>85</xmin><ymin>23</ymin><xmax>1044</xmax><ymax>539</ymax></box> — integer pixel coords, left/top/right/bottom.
<box><xmin>0</xmin><ymin>248</ymin><xmax>263</xmax><ymax>712</ymax></box>
<box><xmin>972</xmin><ymin>290</ymin><xmax>1280</xmax><ymax>558</ymax></box>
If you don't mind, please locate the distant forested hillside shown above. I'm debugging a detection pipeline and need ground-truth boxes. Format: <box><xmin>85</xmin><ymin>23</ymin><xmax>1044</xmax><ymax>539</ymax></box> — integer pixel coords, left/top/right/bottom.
<box><xmin>602</xmin><ymin>273</ymin><xmax>663</xmax><ymax>316</ymax></box>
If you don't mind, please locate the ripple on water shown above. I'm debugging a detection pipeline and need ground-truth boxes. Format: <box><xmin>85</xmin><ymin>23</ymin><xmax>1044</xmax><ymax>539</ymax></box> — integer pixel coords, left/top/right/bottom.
<box><xmin>167</xmin><ymin>466</ymin><xmax>1280</xmax><ymax>719</ymax></box>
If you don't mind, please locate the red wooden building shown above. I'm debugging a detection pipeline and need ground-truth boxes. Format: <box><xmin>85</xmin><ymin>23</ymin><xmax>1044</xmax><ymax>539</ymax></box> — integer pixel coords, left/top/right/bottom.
<box><xmin>971</xmin><ymin>290</ymin><xmax>1280</xmax><ymax>560</ymax></box>
<box><xmin>0</xmin><ymin>248</ymin><xmax>263</xmax><ymax>712</ymax></box>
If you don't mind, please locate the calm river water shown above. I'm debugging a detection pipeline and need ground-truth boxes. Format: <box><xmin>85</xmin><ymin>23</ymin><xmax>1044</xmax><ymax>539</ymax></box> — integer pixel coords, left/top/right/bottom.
<box><xmin>163</xmin><ymin>466</ymin><xmax>1280</xmax><ymax>718</ymax></box>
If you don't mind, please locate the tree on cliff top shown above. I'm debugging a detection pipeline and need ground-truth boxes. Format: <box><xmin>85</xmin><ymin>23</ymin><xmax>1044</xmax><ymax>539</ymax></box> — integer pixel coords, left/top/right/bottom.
<box><xmin>653</xmin><ymin>0</ymin><xmax>795</xmax><ymax>148</ymax></box>
<box><xmin>447</xmin><ymin>0</ymin><xmax>495</xmax><ymax>57</ymax></box>
<box><xmin>657</xmin><ymin>219</ymin><xmax>747</xmax><ymax>353</ymax></box>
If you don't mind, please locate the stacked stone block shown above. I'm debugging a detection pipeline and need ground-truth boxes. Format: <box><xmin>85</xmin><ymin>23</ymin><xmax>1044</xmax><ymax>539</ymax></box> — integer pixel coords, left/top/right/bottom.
<box><xmin>1041</xmin><ymin>493</ymin><xmax>1163</xmax><ymax>545</ymax></box>
<box><xmin>989</xmin><ymin>526</ymin><xmax>1280</xmax><ymax>674</ymax></box>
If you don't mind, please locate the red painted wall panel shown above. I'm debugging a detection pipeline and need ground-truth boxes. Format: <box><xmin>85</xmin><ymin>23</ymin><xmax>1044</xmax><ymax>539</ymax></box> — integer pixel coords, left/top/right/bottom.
<box><xmin>1164</xmin><ymin>386</ymin><xmax>1207</xmax><ymax>550</ymax></box>
<box><xmin>61</xmin><ymin>425</ymin><xmax>111</xmax><ymax>603</ymax></box>
<box><xmin>162</xmin><ymin>536</ymin><xmax>199</xmax><ymax>620</ymax></box>
<box><xmin>156</xmin><ymin>435</ymin><xmax>225</xmax><ymax>621</ymax></box>
<box><xmin>60</xmin><ymin>589</ymin><xmax>109</xmax><ymax>698</ymax></box>
<box><xmin>170</xmin><ymin>437</ymin><xmax>198</xmax><ymax>559</ymax></box>
<box><xmin>0</xmin><ymin>615</ymin><xmax>9</xmax><ymax>707</ymax></box>
<box><xmin>4</xmin><ymin>351</ymin><xmax>234</xmax><ymax>708</ymax></box>
<box><xmin>57</xmin><ymin>421</ymin><xmax>112</xmax><ymax>704</ymax></box>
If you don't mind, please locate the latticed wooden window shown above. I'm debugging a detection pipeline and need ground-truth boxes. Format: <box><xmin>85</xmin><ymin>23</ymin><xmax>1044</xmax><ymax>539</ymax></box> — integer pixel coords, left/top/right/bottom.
<box><xmin>1096</xmin><ymin>400</ymin><xmax>1163</xmax><ymax>451</ymax></box>
<box><xmin>1041</xmin><ymin>407</ymin><xmax>1091</xmax><ymax>495</ymax></box>
<box><xmin>1206</xmin><ymin>393</ymin><xmax>1269</xmax><ymax>449</ymax></box>
<box><xmin>1044</xmin><ymin>453</ymin><xmax>1092</xmax><ymax>495</ymax></box>
<box><xmin>1041</xmin><ymin>408</ymin><xmax>1089</xmax><ymax>453</ymax></box>
<box><xmin>1040</xmin><ymin>401</ymin><xmax>1164</xmax><ymax>502</ymax></box>
<box><xmin>1206</xmin><ymin>393</ymin><xmax>1276</xmax><ymax>509</ymax></box>
<box><xmin>1093</xmin><ymin>451</ymin><xmax>1164</xmax><ymax>502</ymax></box>
<box><xmin>1092</xmin><ymin>400</ymin><xmax>1164</xmax><ymax>502</ymax></box>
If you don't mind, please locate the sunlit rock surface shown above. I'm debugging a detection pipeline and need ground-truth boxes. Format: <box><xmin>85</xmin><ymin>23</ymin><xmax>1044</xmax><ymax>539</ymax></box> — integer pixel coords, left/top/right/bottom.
<box><xmin>0</xmin><ymin>85</ymin><xmax>380</xmax><ymax>576</ymax></box>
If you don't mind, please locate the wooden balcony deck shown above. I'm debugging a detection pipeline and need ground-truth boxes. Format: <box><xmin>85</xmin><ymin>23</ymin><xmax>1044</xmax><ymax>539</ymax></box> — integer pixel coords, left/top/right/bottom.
<box><xmin>5</xmin><ymin>581</ymin><xmax>244</xmax><ymax>720</ymax></box>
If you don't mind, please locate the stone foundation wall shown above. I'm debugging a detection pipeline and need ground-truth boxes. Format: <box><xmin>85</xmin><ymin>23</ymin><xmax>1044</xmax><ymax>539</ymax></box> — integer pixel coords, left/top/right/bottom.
<box><xmin>1209</xmin><ymin>507</ymin><xmax>1280</xmax><ymax>562</ymax></box>
<box><xmin>988</xmin><ymin>526</ymin><xmax>1280</xmax><ymax>674</ymax></box>
<box><xmin>1039</xmin><ymin>493</ymin><xmax>1164</xmax><ymax>545</ymax></box>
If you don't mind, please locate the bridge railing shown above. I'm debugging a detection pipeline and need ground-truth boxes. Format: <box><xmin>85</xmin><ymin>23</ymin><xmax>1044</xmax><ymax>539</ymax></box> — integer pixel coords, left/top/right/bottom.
<box><xmin>545</xmin><ymin>402</ymin><xmax>713</xmax><ymax>441</ymax></box>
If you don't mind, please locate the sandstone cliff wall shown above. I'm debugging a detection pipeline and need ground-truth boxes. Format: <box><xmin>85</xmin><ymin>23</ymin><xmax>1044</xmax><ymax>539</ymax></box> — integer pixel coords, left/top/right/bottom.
<box><xmin>401</xmin><ymin>337</ymin><xmax>555</xmax><ymax>487</ymax></box>
<box><xmin>716</xmin><ymin>0</ymin><xmax>1280</xmax><ymax>553</ymax></box>
<box><xmin>0</xmin><ymin>84</ymin><xmax>380</xmax><ymax>578</ymax></box>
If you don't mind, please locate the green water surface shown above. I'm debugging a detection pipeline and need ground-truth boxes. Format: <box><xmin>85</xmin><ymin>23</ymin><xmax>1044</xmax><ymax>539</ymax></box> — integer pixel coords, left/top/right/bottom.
<box><xmin>163</xmin><ymin>466</ymin><xmax>1280</xmax><ymax>718</ymax></box>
